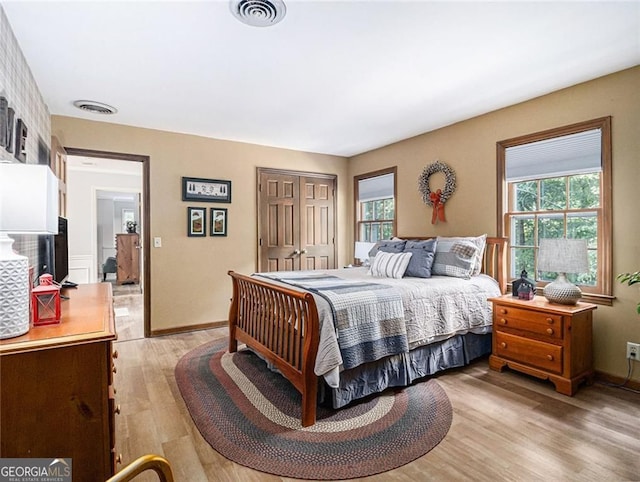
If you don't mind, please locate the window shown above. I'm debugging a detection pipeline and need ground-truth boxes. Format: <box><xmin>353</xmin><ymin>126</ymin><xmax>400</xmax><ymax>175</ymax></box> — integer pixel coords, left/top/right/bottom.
<box><xmin>354</xmin><ymin>168</ymin><xmax>396</xmax><ymax>243</ymax></box>
<box><xmin>497</xmin><ymin>117</ymin><xmax>612</xmax><ymax>304</ymax></box>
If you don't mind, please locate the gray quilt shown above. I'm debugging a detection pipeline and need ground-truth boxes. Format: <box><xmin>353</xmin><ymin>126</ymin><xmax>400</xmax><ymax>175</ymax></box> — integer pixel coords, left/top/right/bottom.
<box><xmin>257</xmin><ymin>273</ymin><xmax>408</xmax><ymax>369</ymax></box>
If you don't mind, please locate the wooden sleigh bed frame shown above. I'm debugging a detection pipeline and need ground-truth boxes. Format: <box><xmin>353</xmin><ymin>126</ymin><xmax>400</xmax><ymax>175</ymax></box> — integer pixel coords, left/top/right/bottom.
<box><xmin>228</xmin><ymin>236</ymin><xmax>507</xmax><ymax>427</ymax></box>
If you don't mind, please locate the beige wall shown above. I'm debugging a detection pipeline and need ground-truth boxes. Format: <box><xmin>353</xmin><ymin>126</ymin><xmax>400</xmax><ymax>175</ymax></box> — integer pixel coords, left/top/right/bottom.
<box><xmin>51</xmin><ymin>117</ymin><xmax>349</xmax><ymax>331</ymax></box>
<box><xmin>348</xmin><ymin>66</ymin><xmax>640</xmax><ymax>381</ymax></box>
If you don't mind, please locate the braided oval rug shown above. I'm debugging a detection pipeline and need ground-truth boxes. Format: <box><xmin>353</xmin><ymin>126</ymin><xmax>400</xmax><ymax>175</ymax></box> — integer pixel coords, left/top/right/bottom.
<box><xmin>175</xmin><ymin>338</ymin><xmax>452</xmax><ymax>480</ymax></box>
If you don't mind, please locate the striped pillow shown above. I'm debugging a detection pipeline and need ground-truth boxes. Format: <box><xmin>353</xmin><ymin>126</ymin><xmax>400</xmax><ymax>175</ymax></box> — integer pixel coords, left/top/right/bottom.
<box><xmin>369</xmin><ymin>251</ymin><xmax>413</xmax><ymax>279</ymax></box>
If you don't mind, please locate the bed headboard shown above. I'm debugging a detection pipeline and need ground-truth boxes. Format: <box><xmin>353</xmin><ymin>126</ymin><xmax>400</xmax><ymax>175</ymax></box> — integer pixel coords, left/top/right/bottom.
<box><xmin>399</xmin><ymin>236</ymin><xmax>508</xmax><ymax>294</ymax></box>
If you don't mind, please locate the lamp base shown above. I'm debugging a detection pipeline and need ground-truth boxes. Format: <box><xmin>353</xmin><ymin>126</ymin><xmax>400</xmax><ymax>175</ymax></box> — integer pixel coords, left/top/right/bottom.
<box><xmin>543</xmin><ymin>272</ymin><xmax>582</xmax><ymax>305</ymax></box>
<box><xmin>0</xmin><ymin>233</ymin><xmax>30</xmax><ymax>339</ymax></box>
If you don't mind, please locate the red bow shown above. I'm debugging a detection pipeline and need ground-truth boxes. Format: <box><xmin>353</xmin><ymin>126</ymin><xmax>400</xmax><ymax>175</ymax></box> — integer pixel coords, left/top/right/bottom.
<box><xmin>429</xmin><ymin>189</ymin><xmax>446</xmax><ymax>224</ymax></box>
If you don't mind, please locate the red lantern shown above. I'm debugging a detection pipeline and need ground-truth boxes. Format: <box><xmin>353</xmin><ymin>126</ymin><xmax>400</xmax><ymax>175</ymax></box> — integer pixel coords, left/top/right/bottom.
<box><xmin>32</xmin><ymin>274</ymin><xmax>61</xmax><ymax>326</ymax></box>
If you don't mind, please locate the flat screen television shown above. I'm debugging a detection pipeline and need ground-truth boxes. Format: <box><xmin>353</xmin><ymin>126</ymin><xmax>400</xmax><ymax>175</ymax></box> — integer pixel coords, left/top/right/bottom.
<box><xmin>38</xmin><ymin>216</ymin><xmax>69</xmax><ymax>284</ymax></box>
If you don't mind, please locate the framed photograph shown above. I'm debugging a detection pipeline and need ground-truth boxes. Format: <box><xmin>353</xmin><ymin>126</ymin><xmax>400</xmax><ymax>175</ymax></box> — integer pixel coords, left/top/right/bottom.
<box><xmin>187</xmin><ymin>207</ymin><xmax>206</xmax><ymax>237</ymax></box>
<box><xmin>210</xmin><ymin>208</ymin><xmax>227</xmax><ymax>237</ymax></box>
<box><xmin>182</xmin><ymin>177</ymin><xmax>231</xmax><ymax>203</ymax></box>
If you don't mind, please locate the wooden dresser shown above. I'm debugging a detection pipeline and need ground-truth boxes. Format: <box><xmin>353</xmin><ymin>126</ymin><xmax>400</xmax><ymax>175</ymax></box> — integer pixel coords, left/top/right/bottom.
<box><xmin>116</xmin><ymin>233</ymin><xmax>140</xmax><ymax>285</ymax></box>
<box><xmin>488</xmin><ymin>295</ymin><xmax>596</xmax><ymax>396</ymax></box>
<box><xmin>0</xmin><ymin>283</ymin><xmax>119</xmax><ymax>481</ymax></box>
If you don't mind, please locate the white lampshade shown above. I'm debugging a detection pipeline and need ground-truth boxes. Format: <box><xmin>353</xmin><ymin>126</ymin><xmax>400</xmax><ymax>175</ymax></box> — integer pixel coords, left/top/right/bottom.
<box><xmin>538</xmin><ymin>238</ymin><xmax>588</xmax><ymax>305</ymax></box>
<box><xmin>0</xmin><ymin>163</ymin><xmax>59</xmax><ymax>234</ymax></box>
<box><xmin>0</xmin><ymin>162</ymin><xmax>59</xmax><ymax>339</ymax></box>
<box><xmin>354</xmin><ymin>241</ymin><xmax>376</xmax><ymax>263</ymax></box>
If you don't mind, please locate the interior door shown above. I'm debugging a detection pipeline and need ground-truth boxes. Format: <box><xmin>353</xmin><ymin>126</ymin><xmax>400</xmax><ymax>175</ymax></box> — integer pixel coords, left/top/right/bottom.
<box><xmin>258</xmin><ymin>169</ymin><xmax>336</xmax><ymax>272</ymax></box>
<box><xmin>300</xmin><ymin>176</ymin><xmax>335</xmax><ymax>270</ymax></box>
<box><xmin>258</xmin><ymin>171</ymin><xmax>301</xmax><ymax>272</ymax></box>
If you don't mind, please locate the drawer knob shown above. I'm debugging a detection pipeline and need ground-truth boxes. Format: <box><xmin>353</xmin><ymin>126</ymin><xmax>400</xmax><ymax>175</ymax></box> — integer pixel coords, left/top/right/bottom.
<box><xmin>546</xmin><ymin>318</ymin><xmax>554</xmax><ymax>324</ymax></box>
<box><xmin>546</xmin><ymin>328</ymin><xmax>554</xmax><ymax>335</ymax></box>
<box><xmin>112</xmin><ymin>350</ymin><xmax>119</xmax><ymax>359</ymax></box>
<box><xmin>500</xmin><ymin>309</ymin><xmax>507</xmax><ymax>315</ymax></box>
<box><xmin>547</xmin><ymin>354</ymin><xmax>554</xmax><ymax>361</ymax></box>
<box><xmin>500</xmin><ymin>318</ymin><xmax>508</xmax><ymax>325</ymax></box>
<box><xmin>500</xmin><ymin>342</ymin><xmax>507</xmax><ymax>349</ymax></box>
<box><xmin>115</xmin><ymin>404</ymin><xmax>121</xmax><ymax>415</ymax></box>
<box><xmin>116</xmin><ymin>454</ymin><xmax>123</xmax><ymax>465</ymax></box>
<box><xmin>112</xmin><ymin>365</ymin><xmax>117</xmax><ymax>374</ymax></box>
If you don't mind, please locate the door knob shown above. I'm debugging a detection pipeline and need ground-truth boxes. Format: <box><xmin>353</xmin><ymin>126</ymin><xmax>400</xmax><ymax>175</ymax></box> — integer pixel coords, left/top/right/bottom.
<box><xmin>293</xmin><ymin>249</ymin><xmax>301</xmax><ymax>255</ymax></box>
<box><xmin>301</xmin><ymin>249</ymin><xmax>308</xmax><ymax>254</ymax></box>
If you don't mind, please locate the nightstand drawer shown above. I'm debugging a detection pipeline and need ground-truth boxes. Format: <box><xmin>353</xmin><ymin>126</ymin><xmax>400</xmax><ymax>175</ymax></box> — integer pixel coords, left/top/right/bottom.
<box><xmin>495</xmin><ymin>331</ymin><xmax>563</xmax><ymax>373</ymax></box>
<box><xmin>494</xmin><ymin>304</ymin><xmax>563</xmax><ymax>339</ymax></box>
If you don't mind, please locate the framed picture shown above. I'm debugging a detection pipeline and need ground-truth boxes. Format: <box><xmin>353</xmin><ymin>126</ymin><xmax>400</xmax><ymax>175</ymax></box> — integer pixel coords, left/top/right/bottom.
<box><xmin>187</xmin><ymin>207</ymin><xmax>206</xmax><ymax>237</ymax></box>
<box><xmin>182</xmin><ymin>177</ymin><xmax>231</xmax><ymax>203</ymax></box>
<box><xmin>210</xmin><ymin>208</ymin><xmax>227</xmax><ymax>237</ymax></box>
<box><xmin>14</xmin><ymin>118</ymin><xmax>27</xmax><ymax>162</ymax></box>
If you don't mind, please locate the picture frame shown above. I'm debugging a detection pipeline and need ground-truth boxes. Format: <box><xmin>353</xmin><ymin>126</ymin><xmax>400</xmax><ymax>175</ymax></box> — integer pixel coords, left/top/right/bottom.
<box><xmin>210</xmin><ymin>208</ymin><xmax>227</xmax><ymax>237</ymax></box>
<box><xmin>14</xmin><ymin>118</ymin><xmax>27</xmax><ymax>162</ymax></box>
<box><xmin>187</xmin><ymin>207</ymin><xmax>206</xmax><ymax>237</ymax></box>
<box><xmin>182</xmin><ymin>177</ymin><xmax>231</xmax><ymax>203</ymax></box>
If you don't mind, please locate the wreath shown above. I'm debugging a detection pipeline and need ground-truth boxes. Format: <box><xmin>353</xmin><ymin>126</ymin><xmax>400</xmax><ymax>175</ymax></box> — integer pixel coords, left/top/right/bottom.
<box><xmin>418</xmin><ymin>160</ymin><xmax>457</xmax><ymax>206</ymax></box>
<box><xmin>418</xmin><ymin>161</ymin><xmax>457</xmax><ymax>224</ymax></box>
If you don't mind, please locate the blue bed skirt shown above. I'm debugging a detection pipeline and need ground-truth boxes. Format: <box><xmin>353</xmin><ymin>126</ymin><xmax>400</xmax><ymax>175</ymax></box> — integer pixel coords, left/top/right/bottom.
<box><xmin>322</xmin><ymin>332</ymin><xmax>492</xmax><ymax>409</ymax></box>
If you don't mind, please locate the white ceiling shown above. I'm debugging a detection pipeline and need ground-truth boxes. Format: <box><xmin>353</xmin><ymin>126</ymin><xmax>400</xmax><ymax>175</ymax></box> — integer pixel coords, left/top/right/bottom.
<box><xmin>3</xmin><ymin>1</ymin><xmax>639</xmax><ymax>157</ymax></box>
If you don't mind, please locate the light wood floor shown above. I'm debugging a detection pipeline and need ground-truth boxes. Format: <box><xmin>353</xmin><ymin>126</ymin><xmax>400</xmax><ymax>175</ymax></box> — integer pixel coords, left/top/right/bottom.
<box><xmin>111</xmin><ymin>281</ymin><xmax>144</xmax><ymax>341</ymax></box>
<box><xmin>114</xmin><ymin>329</ymin><xmax>640</xmax><ymax>482</ymax></box>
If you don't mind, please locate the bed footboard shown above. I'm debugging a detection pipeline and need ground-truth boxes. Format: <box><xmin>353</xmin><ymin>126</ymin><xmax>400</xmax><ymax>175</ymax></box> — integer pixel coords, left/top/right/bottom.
<box><xmin>227</xmin><ymin>271</ymin><xmax>320</xmax><ymax>427</ymax></box>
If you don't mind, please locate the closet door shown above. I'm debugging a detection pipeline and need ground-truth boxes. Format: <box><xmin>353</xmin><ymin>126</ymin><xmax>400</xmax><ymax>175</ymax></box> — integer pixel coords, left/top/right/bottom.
<box><xmin>258</xmin><ymin>171</ymin><xmax>301</xmax><ymax>272</ymax></box>
<box><xmin>300</xmin><ymin>176</ymin><xmax>335</xmax><ymax>270</ymax></box>
<box><xmin>258</xmin><ymin>169</ymin><xmax>336</xmax><ymax>273</ymax></box>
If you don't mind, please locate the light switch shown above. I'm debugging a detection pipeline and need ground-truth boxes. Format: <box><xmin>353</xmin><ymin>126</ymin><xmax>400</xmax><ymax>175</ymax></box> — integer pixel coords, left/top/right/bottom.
<box><xmin>154</xmin><ymin>237</ymin><xmax>162</xmax><ymax>248</ymax></box>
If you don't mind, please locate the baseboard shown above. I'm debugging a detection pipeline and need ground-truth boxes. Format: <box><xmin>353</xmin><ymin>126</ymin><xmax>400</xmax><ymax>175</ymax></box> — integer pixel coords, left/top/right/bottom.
<box><xmin>150</xmin><ymin>320</ymin><xmax>227</xmax><ymax>337</ymax></box>
<box><xmin>594</xmin><ymin>370</ymin><xmax>640</xmax><ymax>391</ymax></box>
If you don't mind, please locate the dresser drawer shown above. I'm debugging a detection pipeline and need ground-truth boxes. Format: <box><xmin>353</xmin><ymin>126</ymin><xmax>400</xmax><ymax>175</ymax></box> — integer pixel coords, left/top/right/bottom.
<box><xmin>494</xmin><ymin>304</ymin><xmax>563</xmax><ymax>339</ymax></box>
<box><xmin>495</xmin><ymin>331</ymin><xmax>563</xmax><ymax>373</ymax></box>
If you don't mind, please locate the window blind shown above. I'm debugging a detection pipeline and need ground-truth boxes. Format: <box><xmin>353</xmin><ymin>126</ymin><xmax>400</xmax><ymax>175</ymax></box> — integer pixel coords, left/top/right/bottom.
<box><xmin>358</xmin><ymin>173</ymin><xmax>394</xmax><ymax>202</ymax></box>
<box><xmin>506</xmin><ymin>129</ymin><xmax>602</xmax><ymax>182</ymax></box>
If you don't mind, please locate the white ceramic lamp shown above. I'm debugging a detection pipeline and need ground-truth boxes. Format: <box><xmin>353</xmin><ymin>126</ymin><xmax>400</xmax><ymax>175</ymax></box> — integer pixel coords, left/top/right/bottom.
<box><xmin>0</xmin><ymin>163</ymin><xmax>58</xmax><ymax>339</ymax></box>
<box><xmin>538</xmin><ymin>238</ymin><xmax>589</xmax><ymax>305</ymax></box>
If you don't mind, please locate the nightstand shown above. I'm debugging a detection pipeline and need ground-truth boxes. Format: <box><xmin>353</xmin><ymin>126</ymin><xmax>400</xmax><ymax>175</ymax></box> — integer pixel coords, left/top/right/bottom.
<box><xmin>488</xmin><ymin>295</ymin><xmax>597</xmax><ymax>396</ymax></box>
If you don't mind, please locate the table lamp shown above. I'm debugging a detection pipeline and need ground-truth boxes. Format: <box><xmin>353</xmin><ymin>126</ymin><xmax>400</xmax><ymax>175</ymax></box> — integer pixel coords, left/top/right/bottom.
<box><xmin>538</xmin><ymin>238</ymin><xmax>588</xmax><ymax>305</ymax></box>
<box><xmin>354</xmin><ymin>241</ymin><xmax>376</xmax><ymax>266</ymax></box>
<box><xmin>0</xmin><ymin>162</ymin><xmax>58</xmax><ymax>339</ymax></box>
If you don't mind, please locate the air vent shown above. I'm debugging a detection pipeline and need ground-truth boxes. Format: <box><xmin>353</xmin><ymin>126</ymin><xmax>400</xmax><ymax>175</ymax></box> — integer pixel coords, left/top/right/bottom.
<box><xmin>230</xmin><ymin>0</ymin><xmax>286</xmax><ymax>27</ymax></box>
<box><xmin>73</xmin><ymin>100</ymin><xmax>118</xmax><ymax>115</ymax></box>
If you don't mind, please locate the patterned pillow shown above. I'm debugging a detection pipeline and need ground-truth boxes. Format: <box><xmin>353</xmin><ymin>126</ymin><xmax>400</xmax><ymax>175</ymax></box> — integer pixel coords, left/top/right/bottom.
<box><xmin>368</xmin><ymin>240</ymin><xmax>407</xmax><ymax>266</ymax></box>
<box><xmin>435</xmin><ymin>234</ymin><xmax>487</xmax><ymax>276</ymax></box>
<box><xmin>368</xmin><ymin>240</ymin><xmax>407</xmax><ymax>257</ymax></box>
<box><xmin>432</xmin><ymin>239</ymin><xmax>480</xmax><ymax>279</ymax></box>
<box><xmin>403</xmin><ymin>239</ymin><xmax>437</xmax><ymax>278</ymax></box>
<box><xmin>369</xmin><ymin>251</ymin><xmax>413</xmax><ymax>279</ymax></box>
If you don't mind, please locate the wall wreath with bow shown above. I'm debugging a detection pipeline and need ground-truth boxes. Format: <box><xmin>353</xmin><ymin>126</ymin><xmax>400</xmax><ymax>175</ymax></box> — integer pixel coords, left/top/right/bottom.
<box><xmin>418</xmin><ymin>161</ymin><xmax>457</xmax><ymax>224</ymax></box>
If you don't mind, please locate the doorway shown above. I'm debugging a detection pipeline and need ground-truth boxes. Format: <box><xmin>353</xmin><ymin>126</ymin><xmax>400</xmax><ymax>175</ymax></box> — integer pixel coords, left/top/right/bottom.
<box><xmin>65</xmin><ymin>147</ymin><xmax>151</xmax><ymax>339</ymax></box>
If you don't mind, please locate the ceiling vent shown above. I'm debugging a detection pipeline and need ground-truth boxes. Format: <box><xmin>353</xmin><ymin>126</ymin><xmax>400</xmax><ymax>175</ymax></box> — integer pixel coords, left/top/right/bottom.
<box><xmin>72</xmin><ymin>100</ymin><xmax>118</xmax><ymax>115</ymax></box>
<box><xmin>230</xmin><ymin>0</ymin><xmax>286</xmax><ymax>27</ymax></box>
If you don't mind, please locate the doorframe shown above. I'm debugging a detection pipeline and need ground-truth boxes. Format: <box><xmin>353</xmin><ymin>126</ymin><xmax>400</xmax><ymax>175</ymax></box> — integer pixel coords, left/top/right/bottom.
<box><xmin>256</xmin><ymin>167</ymin><xmax>338</xmax><ymax>272</ymax></box>
<box><xmin>65</xmin><ymin>147</ymin><xmax>151</xmax><ymax>338</ymax></box>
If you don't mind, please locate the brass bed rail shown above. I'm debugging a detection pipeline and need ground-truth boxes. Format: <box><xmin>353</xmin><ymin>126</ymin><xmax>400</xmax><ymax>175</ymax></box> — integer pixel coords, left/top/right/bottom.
<box><xmin>106</xmin><ymin>455</ymin><xmax>174</xmax><ymax>482</ymax></box>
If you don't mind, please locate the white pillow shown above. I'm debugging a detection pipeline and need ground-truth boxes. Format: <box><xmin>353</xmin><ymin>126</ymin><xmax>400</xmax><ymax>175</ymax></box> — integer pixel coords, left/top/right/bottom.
<box><xmin>369</xmin><ymin>251</ymin><xmax>413</xmax><ymax>279</ymax></box>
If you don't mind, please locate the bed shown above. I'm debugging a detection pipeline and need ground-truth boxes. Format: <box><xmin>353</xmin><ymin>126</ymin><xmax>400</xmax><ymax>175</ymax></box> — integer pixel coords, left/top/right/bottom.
<box><xmin>228</xmin><ymin>236</ymin><xmax>507</xmax><ymax>426</ymax></box>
